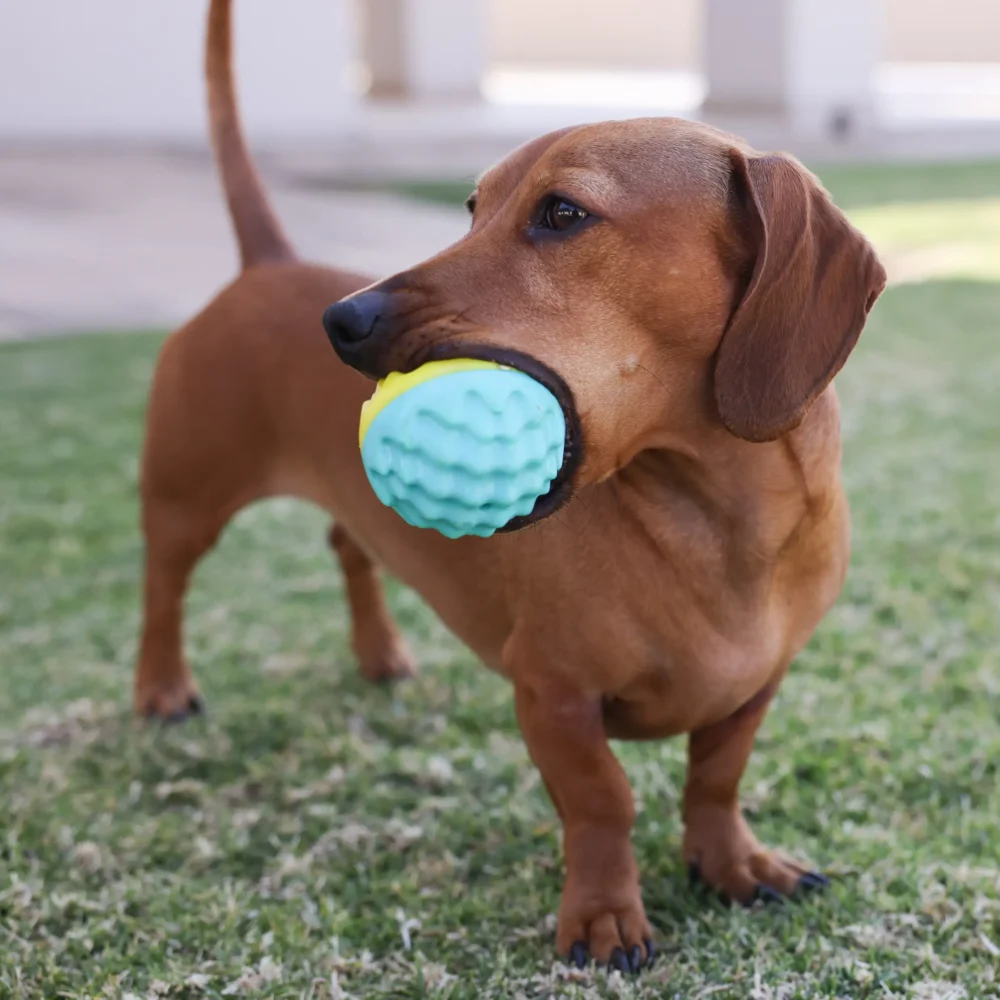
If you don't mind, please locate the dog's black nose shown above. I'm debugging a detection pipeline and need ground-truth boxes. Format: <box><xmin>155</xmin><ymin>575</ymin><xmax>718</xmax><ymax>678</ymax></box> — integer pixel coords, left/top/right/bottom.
<box><xmin>323</xmin><ymin>290</ymin><xmax>389</xmax><ymax>346</ymax></box>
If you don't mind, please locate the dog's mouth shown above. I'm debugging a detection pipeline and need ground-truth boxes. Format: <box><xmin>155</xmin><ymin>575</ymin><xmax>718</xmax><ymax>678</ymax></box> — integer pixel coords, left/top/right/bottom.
<box><xmin>409</xmin><ymin>341</ymin><xmax>583</xmax><ymax>533</ymax></box>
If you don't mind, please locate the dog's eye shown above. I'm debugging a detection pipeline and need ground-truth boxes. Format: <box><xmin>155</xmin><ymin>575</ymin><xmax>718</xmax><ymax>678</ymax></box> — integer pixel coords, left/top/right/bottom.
<box><xmin>539</xmin><ymin>197</ymin><xmax>589</xmax><ymax>232</ymax></box>
<box><xmin>465</xmin><ymin>193</ymin><xmax>477</xmax><ymax>216</ymax></box>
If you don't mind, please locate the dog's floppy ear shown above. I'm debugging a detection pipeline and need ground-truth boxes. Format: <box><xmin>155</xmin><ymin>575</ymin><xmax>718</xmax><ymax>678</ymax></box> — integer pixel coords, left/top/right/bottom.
<box><xmin>714</xmin><ymin>150</ymin><xmax>886</xmax><ymax>443</ymax></box>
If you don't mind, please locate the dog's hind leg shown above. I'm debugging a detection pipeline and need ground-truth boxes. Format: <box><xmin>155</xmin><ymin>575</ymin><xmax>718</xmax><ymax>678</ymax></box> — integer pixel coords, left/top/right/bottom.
<box><xmin>134</xmin><ymin>499</ymin><xmax>225</xmax><ymax>720</ymax></box>
<box><xmin>329</xmin><ymin>524</ymin><xmax>416</xmax><ymax>683</ymax></box>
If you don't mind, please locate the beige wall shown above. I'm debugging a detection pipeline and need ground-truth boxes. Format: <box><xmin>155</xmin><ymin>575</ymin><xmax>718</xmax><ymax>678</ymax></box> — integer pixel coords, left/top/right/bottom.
<box><xmin>488</xmin><ymin>0</ymin><xmax>699</xmax><ymax>70</ymax></box>
<box><xmin>883</xmin><ymin>0</ymin><xmax>1000</xmax><ymax>62</ymax></box>
<box><xmin>488</xmin><ymin>0</ymin><xmax>1000</xmax><ymax>69</ymax></box>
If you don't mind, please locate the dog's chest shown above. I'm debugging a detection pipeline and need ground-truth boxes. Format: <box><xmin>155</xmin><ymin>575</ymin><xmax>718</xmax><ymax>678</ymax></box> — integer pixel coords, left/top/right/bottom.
<box><xmin>534</xmin><ymin>494</ymin><xmax>848</xmax><ymax>738</ymax></box>
<box><xmin>594</xmin><ymin>588</ymin><xmax>788</xmax><ymax>738</ymax></box>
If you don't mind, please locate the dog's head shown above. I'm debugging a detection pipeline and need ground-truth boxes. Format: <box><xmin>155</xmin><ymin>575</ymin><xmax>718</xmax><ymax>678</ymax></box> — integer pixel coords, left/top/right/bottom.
<box><xmin>324</xmin><ymin>118</ymin><xmax>886</xmax><ymax>529</ymax></box>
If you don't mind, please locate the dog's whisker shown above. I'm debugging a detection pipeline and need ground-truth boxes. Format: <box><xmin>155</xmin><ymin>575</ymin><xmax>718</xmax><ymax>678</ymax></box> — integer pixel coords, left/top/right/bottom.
<box><xmin>636</xmin><ymin>363</ymin><xmax>668</xmax><ymax>392</ymax></box>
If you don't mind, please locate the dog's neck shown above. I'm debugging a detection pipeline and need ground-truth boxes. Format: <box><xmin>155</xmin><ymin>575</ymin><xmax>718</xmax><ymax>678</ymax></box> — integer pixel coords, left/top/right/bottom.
<box><xmin>612</xmin><ymin>388</ymin><xmax>844</xmax><ymax>565</ymax></box>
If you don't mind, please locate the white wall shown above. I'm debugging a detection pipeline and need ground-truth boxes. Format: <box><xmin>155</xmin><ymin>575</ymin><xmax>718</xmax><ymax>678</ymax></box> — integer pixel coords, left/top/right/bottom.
<box><xmin>0</xmin><ymin>0</ymin><xmax>356</xmax><ymax>140</ymax></box>
<box><xmin>1</xmin><ymin>0</ymin><xmax>997</xmax><ymax>141</ymax></box>
<box><xmin>362</xmin><ymin>0</ymin><xmax>486</xmax><ymax>99</ymax></box>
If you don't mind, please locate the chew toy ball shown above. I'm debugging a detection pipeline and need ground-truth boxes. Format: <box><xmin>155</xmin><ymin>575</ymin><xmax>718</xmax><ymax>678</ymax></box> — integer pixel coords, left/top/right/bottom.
<box><xmin>359</xmin><ymin>359</ymin><xmax>566</xmax><ymax>539</ymax></box>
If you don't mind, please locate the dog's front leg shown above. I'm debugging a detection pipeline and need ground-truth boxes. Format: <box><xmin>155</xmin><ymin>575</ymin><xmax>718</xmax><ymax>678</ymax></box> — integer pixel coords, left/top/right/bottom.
<box><xmin>512</xmin><ymin>669</ymin><xmax>654</xmax><ymax>973</ymax></box>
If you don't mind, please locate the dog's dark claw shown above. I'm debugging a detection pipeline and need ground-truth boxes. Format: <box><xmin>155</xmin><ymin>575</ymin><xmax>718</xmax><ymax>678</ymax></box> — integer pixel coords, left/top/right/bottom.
<box><xmin>644</xmin><ymin>938</ymin><xmax>657</xmax><ymax>968</ymax></box>
<box><xmin>797</xmin><ymin>870</ymin><xmax>830</xmax><ymax>893</ymax></box>
<box><xmin>569</xmin><ymin>941</ymin><xmax>588</xmax><ymax>969</ymax></box>
<box><xmin>161</xmin><ymin>694</ymin><xmax>205</xmax><ymax>724</ymax></box>
<box><xmin>749</xmin><ymin>884</ymin><xmax>785</xmax><ymax>906</ymax></box>
<box><xmin>627</xmin><ymin>944</ymin><xmax>643</xmax><ymax>973</ymax></box>
<box><xmin>608</xmin><ymin>948</ymin><xmax>631</xmax><ymax>974</ymax></box>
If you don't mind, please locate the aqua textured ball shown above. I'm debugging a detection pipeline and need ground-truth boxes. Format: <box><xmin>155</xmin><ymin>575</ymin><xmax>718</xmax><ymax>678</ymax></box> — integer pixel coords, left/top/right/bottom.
<box><xmin>359</xmin><ymin>359</ymin><xmax>566</xmax><ymax>539</ymax></box>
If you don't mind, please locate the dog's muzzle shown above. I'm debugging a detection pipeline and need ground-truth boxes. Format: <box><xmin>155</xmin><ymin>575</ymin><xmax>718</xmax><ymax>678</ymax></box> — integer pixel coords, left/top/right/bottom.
<box><xmin>322</xmin><ymin>289</ymin><xmax>584</xmax><ymax>532</ymax></box>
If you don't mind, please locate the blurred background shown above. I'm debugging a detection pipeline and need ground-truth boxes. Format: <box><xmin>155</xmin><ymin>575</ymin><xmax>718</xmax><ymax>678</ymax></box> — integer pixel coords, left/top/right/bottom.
<box><xmin>2</xmin><ymin>3</ymin><xmax>1000</xmax><ymax>995</ymax></box>
<box><xmin>1</xmin><ymin>0</ymin><xmax>999</xmax><ymax>337</ymax></box>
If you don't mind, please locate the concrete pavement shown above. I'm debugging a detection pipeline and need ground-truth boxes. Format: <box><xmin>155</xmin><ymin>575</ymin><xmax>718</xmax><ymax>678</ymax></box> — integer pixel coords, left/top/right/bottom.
<box><xmin>0</xmin><ymin>147</ymin><xmax>468</xmax><ymax>340</ymax></box>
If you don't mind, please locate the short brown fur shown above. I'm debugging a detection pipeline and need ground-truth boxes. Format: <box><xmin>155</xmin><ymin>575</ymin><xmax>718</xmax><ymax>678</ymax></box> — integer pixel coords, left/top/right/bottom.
<box><xmin>137</xmin><ymin>1</ymin><xmax>886</xmax><ymax>972</ymax></box>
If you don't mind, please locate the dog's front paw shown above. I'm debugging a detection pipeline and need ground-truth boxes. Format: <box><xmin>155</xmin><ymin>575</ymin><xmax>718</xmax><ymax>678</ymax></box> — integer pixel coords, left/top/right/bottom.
<box><xmin>684</xmin><ymin>804</ymin><xmax>828</xmax><ymax>905</ymax></box>
<box><xmin>556</xmin><ymin>878</ymin><xmax>655</xmax><ymax>974</ymax></box>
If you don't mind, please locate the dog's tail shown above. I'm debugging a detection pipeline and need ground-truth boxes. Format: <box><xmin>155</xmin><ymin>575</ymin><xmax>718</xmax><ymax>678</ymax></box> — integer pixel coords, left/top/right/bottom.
<box><xmin>205</xmin><ymin>0</ymin><xmax>295</xmax><ymax>268</ymax></box>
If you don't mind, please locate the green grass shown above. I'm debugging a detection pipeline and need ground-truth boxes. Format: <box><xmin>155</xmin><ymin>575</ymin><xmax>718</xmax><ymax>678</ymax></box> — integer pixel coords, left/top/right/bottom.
<box><xmin>387</xmin><ymin>160</ymin><xmax>1000</xmax><ymax>212</ymax></box>
<box><xmin>393</xmin><ymin>161</ymin><xmax>1000</xmax><ymax>287</ymax></box>
<box><xmin>2</xmin><ymin>165</ymin><xmax>1000</xmax><ymax>997</ymax></box>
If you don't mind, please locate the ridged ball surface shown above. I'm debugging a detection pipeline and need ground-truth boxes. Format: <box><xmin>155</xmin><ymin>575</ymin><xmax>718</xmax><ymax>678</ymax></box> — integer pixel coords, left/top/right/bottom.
<box><xmin>361</xmin><ymin>369</ymin><xmax>566</xmax><ymax>538</ymax></box>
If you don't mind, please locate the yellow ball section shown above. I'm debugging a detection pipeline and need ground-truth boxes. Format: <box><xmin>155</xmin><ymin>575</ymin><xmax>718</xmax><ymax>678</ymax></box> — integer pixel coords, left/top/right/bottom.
<box><xmin>358</xmin><ymin>358</ymin><xmax>510</xmax><ymax>448</ymax></box>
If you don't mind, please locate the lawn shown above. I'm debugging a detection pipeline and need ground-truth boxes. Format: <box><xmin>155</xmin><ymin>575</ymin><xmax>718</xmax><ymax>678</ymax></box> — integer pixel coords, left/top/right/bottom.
<box><xmin>392</xmin><ymin>161</ymin><xmax>1000</xmax><ymax>287</ymax></box>
<box><xmin>388</xmin><ymin>160</ymin><xmax>1000</xmax><ymax>212</ymax></box>
<box><xmin>1</xmin><ymin>162</ymin><xmax>999</xmax><ymax>998</ymax></box>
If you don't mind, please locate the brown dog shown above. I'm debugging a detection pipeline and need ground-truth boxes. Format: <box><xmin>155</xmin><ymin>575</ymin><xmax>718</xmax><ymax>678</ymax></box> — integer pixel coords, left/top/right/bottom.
<box><xmin>137</xmin><ymin>0</ymin><xmax>886</xmax><ymax>974</ymax></box>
